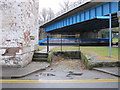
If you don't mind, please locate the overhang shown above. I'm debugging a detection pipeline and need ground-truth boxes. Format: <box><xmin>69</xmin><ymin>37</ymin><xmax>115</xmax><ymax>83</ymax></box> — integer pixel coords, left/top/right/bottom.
<box><xmin>47</xmin><ymin>13</ymin><xmax>119</xmax><ymax>33</ymax></box>
<box><xmin>40</xmin><ymin>1</ymin><xmax>104</xmax><ymax>28</ymax></box>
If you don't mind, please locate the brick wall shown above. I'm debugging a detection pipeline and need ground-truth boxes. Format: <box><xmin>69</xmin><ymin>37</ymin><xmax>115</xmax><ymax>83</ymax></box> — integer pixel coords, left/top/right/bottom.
<box><xmin>0</xmin><ymin>0</ymin><xmax>39</xmax><ymax>67</ymax></box>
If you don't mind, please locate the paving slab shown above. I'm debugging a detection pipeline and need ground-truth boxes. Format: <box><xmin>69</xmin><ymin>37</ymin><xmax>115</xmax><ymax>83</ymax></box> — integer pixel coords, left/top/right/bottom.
<box><xmin>1</xmin><ymin>62</ymin><xmax>50</xmax><ymax>78</ymax></box>
<box><xmin>93</xmin><ymin>67</ymin><xmax>120</xmax><ymax>77</ymax></box>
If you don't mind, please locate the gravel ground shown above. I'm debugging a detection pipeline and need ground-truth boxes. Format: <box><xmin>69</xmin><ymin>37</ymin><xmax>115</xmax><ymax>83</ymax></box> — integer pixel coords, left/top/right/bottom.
<box><xmin>50</xmin><ymin>59</ymin><xmax>83</xmax><ymax>72</ymax></box>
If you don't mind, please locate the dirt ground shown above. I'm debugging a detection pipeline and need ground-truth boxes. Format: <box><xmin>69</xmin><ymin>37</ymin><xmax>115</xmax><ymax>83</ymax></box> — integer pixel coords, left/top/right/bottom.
<box><xmin>16</xmin><ymin>59</ymin><xmax>117</xmax><ymax>80</ymax></box>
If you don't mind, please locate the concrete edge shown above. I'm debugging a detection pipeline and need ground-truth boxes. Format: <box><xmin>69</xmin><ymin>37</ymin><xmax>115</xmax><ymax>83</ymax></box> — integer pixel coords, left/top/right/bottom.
<box><xmin>2</xmin><ymin>64</ymin><xmax>50</xmax><ymax>78</ymax></box>
<box><xmin>93</xmin><ymin>68</ymin><xmax>120</xmax><ymax>77</ymax></box>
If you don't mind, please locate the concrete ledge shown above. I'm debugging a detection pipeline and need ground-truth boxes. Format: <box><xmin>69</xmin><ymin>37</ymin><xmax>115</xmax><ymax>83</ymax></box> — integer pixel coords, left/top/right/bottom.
<box><xmin>80</xmin><ymin>51</ymin><xmax>120</xmax><ymax>69</ymax></box>
<box><xmin>1</xmin><ymin>62</ymin><xmax>50</xmax><ymax>78</ymax></box>
<box><xmin>93</xmin><ymin>67</ymin><xmax>120</xmax><ymax>77</ymax></box>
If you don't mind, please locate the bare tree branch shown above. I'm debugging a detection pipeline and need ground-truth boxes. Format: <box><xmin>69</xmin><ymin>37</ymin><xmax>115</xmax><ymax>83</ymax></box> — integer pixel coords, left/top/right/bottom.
<box><xmin>59</xmin><ymin>0</ymin><xmax>71</xmax><ymax>11</ymax></box>
<box><xmin>39</xmin><ymin>8</ymin><xmax>55</xmax><ymax>24</ymax></box>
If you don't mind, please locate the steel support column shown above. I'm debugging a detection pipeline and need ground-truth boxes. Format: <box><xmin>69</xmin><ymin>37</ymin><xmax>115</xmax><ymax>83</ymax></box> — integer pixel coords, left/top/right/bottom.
<box><xmin>109</xmin><ymin>14</ymin><xmax>112</xmax><ymax>58</ymax></box>
<box><xmin>47</xmin><ymin>34</ymin><xmax>49</xmax><ymax>52</ymax></box>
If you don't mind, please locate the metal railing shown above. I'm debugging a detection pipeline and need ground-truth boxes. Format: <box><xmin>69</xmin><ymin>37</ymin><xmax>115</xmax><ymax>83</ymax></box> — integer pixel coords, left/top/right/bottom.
<box><xmin>46</xmin><ymin>35</ymin><xmax>81</xmax><ymax>52</ymax></box>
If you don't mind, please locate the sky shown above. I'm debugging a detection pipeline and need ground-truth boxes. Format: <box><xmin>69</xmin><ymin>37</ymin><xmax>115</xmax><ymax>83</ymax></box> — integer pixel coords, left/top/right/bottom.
<box><xmin>39</xmin><ymin>0</ymin><xmax>78</xmax><ymax>13</ymax></box>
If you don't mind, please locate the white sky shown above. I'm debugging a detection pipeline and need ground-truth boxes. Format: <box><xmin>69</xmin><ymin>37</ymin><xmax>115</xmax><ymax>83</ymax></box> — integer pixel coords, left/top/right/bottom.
<box><xmin>39</xmin><ymin>0</ymin><xmax>78</xmax><ymax>13</ymax></box>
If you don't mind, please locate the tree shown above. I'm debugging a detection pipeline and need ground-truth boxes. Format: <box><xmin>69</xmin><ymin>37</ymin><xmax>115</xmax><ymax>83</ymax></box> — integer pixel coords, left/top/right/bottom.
<box><xmin>39</xmin><ymin>8</ymin><xmax>55</xmax><ymax>24</ymax></box>
<box><xmin>39</xmin><ymin>8</ymin><xmax>55</xmax><ymax>39</ymax></box>
<box><xmin>47</xmin><ymin>8</ymin><xmax>55</xmax><ymax>20</ymax></box>
<box><xmin>59</xmin><ymin>0</ymin><xmax>72</xmax><ymax>11</ymax></box>
<box><xmin>59</xmin><ymin>0</ymin><xmax>84</xmax><ymax>12</ymax></box>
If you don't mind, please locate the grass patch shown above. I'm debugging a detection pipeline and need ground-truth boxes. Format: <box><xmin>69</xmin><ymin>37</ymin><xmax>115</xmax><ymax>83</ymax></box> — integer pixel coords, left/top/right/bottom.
<box><xmin>51</xmin><ymin>46</ymin><xmax>118</xmax><ymax>60</ymax></box>
<box><xmin>51</xmin><ymin>47</ymin><xmax>79</xmax><ymax>51</ymax></box>
<box><xmin>112</xmin><ymin>38</ymin><xmax>118</xmax><ymax>42</ymax></box>
<box><xmin>39</xmin><ymin>46</ymin><xmax>46</xmax><ymax>50</ymax></box>
<box><xmin>80</xmin><ymin>47</ymin><xmax>118</xmax><ymax>59</ymax></box>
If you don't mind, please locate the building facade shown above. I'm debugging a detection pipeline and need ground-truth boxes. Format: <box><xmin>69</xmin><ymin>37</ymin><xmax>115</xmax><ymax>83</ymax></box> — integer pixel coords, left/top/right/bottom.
<box><xmin>0</xmin><ymin>0</ymin><xmax>39</xmax><ymax>67</ymax></box>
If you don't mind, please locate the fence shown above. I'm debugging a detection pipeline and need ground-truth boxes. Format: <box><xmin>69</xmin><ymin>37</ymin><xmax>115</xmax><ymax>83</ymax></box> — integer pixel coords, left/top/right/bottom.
<box><xmin>46</xmin><ymin>35</ymin><xmax>81</xmax><ymax>52</ymax></box>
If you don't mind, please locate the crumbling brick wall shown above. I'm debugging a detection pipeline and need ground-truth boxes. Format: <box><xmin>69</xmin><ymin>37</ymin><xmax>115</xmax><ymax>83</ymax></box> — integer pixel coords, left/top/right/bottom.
<box><xmin>0</xmin><ymin>0</ymin><xmax>39</xmax><ymax>67</ymax></box>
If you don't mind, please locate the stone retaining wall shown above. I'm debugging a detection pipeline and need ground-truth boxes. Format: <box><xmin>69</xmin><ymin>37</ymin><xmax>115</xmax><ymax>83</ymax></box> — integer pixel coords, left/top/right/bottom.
<box><xmin>48</xmin><ymin>51</ymin><xmax>120</xmax><ymax>69</ymax></box>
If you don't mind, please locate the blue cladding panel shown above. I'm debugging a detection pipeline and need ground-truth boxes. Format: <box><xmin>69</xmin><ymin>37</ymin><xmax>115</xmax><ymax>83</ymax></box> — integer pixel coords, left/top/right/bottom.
<box><xmin>73</xmin><ymin>15</ymin><xmax>76</xmax><ymax>24</ymax></box>
<box><xmin>76</xmin><ymin>14</ymin><xmax>80</xmax><ymax>23</ymax></box>
<box><xmin>63</xmin><ymin>20</ymin><xmax>65</xmax><ymax>26</ymax></box>
<box><xmin>75</xmin><ymin>15</ymin><xmax>77</xmax><ymax>23</ymax></box>
<box><xmin>59</xmin><ymin>22</ymin><xmax>60</xmax><ymax>28</ymax></box>
<box><xmin>67</xmin><ymin>18</ymin><xmax>69</xmax><ymax>25</ymax></box>
<box><xmin>70</xmin><ymin>17</ymin><xmax>72</xmax><ymax>24</ymax></box>
<box><xmin>54</xmin><ymin>24</ymin><xmax>56</xmax><ymax>29</ymax></box>
<box><xmin>64</xmin><ymin>19</ymin><xmax>67</xmax><ymax>26</ymax></box>
<box><xmin>111</xmin><ymin>2</ymin><xmax>118</xmax><ymax>13</ymax></box>
<box><xmin>57</xmin><ymin>22</ymin><xmax>59</xmax><ymax>28</ymax></box>
<box><xmin>61</xmin><ymin>21</ymin><xmax>63</xmax><ymax>27</ymax></box>
<box><xmin>65</xmin><ymin>19</ymin><xmax>67</xmax><ymax>26</ymax></box>
<box><xmin>68</xmin><ymin>18</ymin><xmax>71</xmax><ymax>25</ymax></box>
<box><xmin>45</xmin><ymin>2</ymin><xmax>119</xmax><ymax>32</ymax></box>
<box><xmin>81</xmin><ymin>12</ymin><xmax>84</xmax><ymax>21</ymax></box>
<box><xmin>59</xmin><ymin>21</ymin><xmax>61</xmax><ymax>28</ymax></box>
<box><xmin>52</xmin><ymin>24</ymin><xmax>54</xmax><ymax>29</ymax></box>
<box><xmin>90</xmin><ymin>8</ymin><xmax>95</xmax><ymax>19</ymax></box>
<box><xmin>50</xmin><ymin>25</ymin><xmax>52</xmax><ymax>30</ymax></box>
<box><xmin>52</xmin><ymin>24</ymin><xmax>54</xmax><ymax>30</ymax></box>
<box><xmin>85</xmin><ymin>10</ymin><xmax>90</xmax><ymax>20</ymax></box>
<box><xmin>103</xmin><ymin>3</ymin><xmax>110</xmax><ymax>15</ymax></box>
<box><xmin>62</xmin><ymin>20</ymin><xmax>64</xmax><ymax>27</ymax></box>
<box><xmin>79</xmin><ymin>13</ymin><xmax>81</xmax><ymax>22</ymax></box>
<box><xmin>96</xmin><ymin>6</ymin><xmax>102</xmax><ymax>16</ymax></box>
<box><xmin>51</xmin><ymin>25</ymin><xmax>53</xmax><ymax>30</ymax></box>
<box><xmin>118</xmin><ymin>1</ymin><xmax>120</xmax><ymax>11</ymax></box>
<box><xmin>60</xmin><ymin>21</ymin><xmax>62</xmax><ymax>27</ymax></box>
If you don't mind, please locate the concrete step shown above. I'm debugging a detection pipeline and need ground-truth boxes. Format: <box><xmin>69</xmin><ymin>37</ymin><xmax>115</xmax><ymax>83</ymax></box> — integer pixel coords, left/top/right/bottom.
<box><xmin>33</xmin><ymin>55</ymin><xmax>48</xmax><ymax>58</ymax></box>
<box><xmin>34</xmin><ymin>52</ymin><xmax>48</xmax><ymax>55</ymax></box>
<box><xmin>33</xmin><ymin>58</ymin><xmax>48</xmax><ymax>61</ymax></box>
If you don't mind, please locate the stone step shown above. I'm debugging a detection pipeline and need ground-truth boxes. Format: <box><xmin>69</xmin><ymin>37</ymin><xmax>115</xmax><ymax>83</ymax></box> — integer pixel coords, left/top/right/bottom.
<box><xmin>33</xmin><ymin>58</ymin><xmax>48</xmax><ymax>61</ymax></box>
<box><xmin>33</xmin><ymin>55</ymin><xmax>48</xmax><ymax>58</ymax></box>
<box><xmin>34</xmin><ymin>52</ymin><xmax>48</xmax><ymax>55</ymax></box>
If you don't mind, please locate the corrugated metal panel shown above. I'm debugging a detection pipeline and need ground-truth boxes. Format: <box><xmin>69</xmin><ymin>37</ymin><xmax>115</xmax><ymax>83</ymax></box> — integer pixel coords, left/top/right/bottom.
<box><xmin>70</xmin><ymin>16</ymin><xmax>72</xmax><ymax>25</ymax></box>
<box><xmin>111</xmin><ymin>2</ymin><xmax>118</xmax><ymax>13</ymax></box>
<box><xmin>64</xmin><ymin>19</ymin><xmax>66</xmax><ymax>26</ymax></box>
<box><xmin>96</xmin><ymin>6</ymin><xmax>102</xmax><ymax>16</ymax></box>
<box><xmin>45</xmin><ymin>2</ymin><xmax>119</xmax><ymax>32</ymax></box>
<box><xmin>66</xmin><ymin>18</ymin><xmax>69</xmax><ymax>25</ymax></box>
<box><xmin>76</xmin><ymin>14</ymin><xmax>80</xmax><ymax>23</ymax></box>
<box><xmin>61</xmin><ymin>20</ymin><xmax>64</xmax><ymax>27</ymax></box>
<box><xmin>90</xmin><ymin>8</ymin><xmax>95</xmax><ymax>19</ymax></box>
<box><xmin>118</xmin><ymin>1</ymin><xmax>120</xmax><ymax>11</ymax></box>
<box><xmin>73</xmin><ymin>15</ymin><xmax>76</xmax><ymax>24</ymax></box>
<box><xmin>85</xmin><ymin>10</ymin><xmax>90</xmax><ymax>20</ymax></box>
<box><xmin>81</xmin><ymin>12</ymin><xmax>84</xmax><ymax>21</ymax></box>
<box><xmin>103</xmin><ymin>3</ymin><xmax>110</xmax><ymax>15</ymax></box>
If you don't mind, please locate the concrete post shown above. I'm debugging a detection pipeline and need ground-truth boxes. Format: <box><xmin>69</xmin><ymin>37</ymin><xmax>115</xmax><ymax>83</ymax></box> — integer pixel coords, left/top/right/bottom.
<box><xmin>118</xmin><ymin>11</ymin><xmax>120</xmax><ymax>60</ymax></box>
<box><xmin>118</xmin><ymin>22</ymin><xmax>120</xmax><ymax>60</ymax></box>
<box><xmin>109</xmin><ymin>14</ymin><xmax>112</xmax><ymax>58</ymax></box>
<box><xmin>118</xmin><ymin>22</ymin><xmax>120</xmax><ymax>48</ymax></box>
